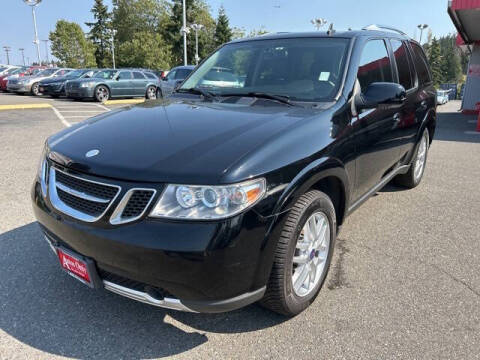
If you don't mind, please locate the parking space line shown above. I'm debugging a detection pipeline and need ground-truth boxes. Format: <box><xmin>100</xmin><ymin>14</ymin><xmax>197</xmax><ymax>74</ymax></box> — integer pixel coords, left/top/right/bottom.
<box><xmin>0</xmin><ymin>103</ymin><xmax>52</xmax><ymax>111</ymax></box>
<box><xmin>51</xmin><ymin>107</ymin><xmax>71</xmax><ymax>127</ymax></box>
<box><xmin>63</xmin><ymin>116</ymin><xmax>94</xmax><ymax>118</ymax></box>
<box><xmin>95</xmin><ymin>103</ymin><xmax>111</xmax><ymax>111</ymax></box>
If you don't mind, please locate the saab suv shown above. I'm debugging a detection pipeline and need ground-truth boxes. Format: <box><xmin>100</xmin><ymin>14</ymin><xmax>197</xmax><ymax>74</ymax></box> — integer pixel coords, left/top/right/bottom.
<box><xmin>32</xmin><ymin>26</ymin><xmax>436</xmax><ymax>316</ymax></box>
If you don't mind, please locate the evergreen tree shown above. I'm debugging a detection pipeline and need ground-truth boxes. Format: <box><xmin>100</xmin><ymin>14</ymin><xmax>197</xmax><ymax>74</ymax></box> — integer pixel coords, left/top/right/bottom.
<box><xmin>427</xmin><ymin>38</ymin><xmax>443</xmax><ymax>86</ymax></box>
<box><xmin>49</xmin><ymin>20</ymin><xmax>97</xmax><ymax>68</ymax></box>
<box><xmin>85</xmin><ymin>0</ymin><xmax>112</xmax><ymax>68</ymax></box>
<box><xmin>214</xmin><ymin>6</ymin><xmax>232</xmax><ymax>47</ymax></box>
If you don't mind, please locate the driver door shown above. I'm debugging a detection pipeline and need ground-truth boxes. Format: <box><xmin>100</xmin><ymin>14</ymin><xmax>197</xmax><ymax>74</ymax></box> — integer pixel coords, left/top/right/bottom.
<box><xmin>110</xmin><ymin>71</ymin><xmax>132</xmax><ymax>96</ymax></box>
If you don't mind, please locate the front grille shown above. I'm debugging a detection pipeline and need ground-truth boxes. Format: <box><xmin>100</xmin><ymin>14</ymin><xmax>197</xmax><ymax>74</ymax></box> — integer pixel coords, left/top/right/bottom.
<box><xmin>49</xmin><ymin>167</ymin><xmax>120</xmax><ymax>222</ymax></box>
<box><xmin>57</xmin><ymin>188</ymin><xmax>109</xmax><ymax>216</ymax></box>
<box><xmin>67</xmin><ymin>82</ymin><xmax>79</xmax><ymax>90</ymax></box>
<box><xmin>56</xmin><ymin>171</ymin><xmax>118</xmax><ymax>200</ymax></box>
<box><xmin>9</xmin><ymin>79</ymin><xmax>18</xmax><ymax>85</ymax></box>
<box><xmin>122</xmin><ymin>190</ymin><xmax>155</xmax><ymax>218</ymax></box>
<box><xmin>98</xmin><ymin>268</ymin><xmax>172</xmax><ymax>300</ymax></box>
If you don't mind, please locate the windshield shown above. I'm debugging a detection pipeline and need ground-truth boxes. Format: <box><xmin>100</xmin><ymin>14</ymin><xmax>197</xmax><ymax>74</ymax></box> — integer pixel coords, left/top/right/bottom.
<box><xmin>92</xmin><ymin>70</ymin><xmax>116</xmax><ymax>79</ymax></box>
<box><xmin>37</xmin><ymin>68</ymin><xmax>57</xmax><ymax>76</ymax></box>
<box><xmin>65</xmin><ymin>70</ymin><xmax>84</xmax><ymax>78</ymax></box>
<box><xmin>182</xmin><ymin>38</ymin><xmax>350</xmax><ymax>102</ymax></box>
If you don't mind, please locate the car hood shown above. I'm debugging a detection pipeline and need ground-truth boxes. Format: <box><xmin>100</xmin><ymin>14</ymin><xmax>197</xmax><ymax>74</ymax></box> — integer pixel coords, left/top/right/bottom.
<box><xmin>40</xmin><ymin>76</ymin><xmax>73</xmax><ymax>84</ymax></box>
<box><xmin>22</xmin><ymin>74</ymin><xmax>52</xmax><ymax>83</ymax></box>
<box><xmin>47</xmin><ymin>98</ymin><xmax>326</xmax><ymax>183</ymax></box>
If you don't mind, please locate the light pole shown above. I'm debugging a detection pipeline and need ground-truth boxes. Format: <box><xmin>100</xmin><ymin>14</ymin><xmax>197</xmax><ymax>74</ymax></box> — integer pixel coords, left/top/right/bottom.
<box><xmin>3</xmin><ymin>46</ymin><xmax>11</xmax><ymax>65</ymax></box>
<box><xmin>41</xmin><ymin>39</ymin><xmax>49</xmax><ymax>64</ymax></box>
<box><xmin>311</xmin><ymin>18</ymin><xmax>328</xmax><ymax>31</ymax></box>
<box><xmin>23</xmin><ymin>0</ymin><xmax>42</xmax><ymax>65</ymax></box>
<box><xmin>190</xmin><ymin>23</ymin><xmax>204</xmax><ymax>65</ymax></box>
<box><xmin>27</xmin><ymin>57</ymin><xmax>30</xmax><ymax>66</ymax></box>
<box><xmin>19</xmin><ymin>48</ymin><xmax>26</xmax><ymax>65</ymax></box>
<box><xmin>417</xmin><ymin>24</ymin><xmax>428</xmax><ymax>44</ymax></box>
<box><xmin>181</xmin><ymin>0</ymin><xmax>188</xmax><ymax>65</ymax></box>
<box><xmin>111</xmin><ymin>29</ymin><xmax>117</xmax><ymax>69</ymax></box>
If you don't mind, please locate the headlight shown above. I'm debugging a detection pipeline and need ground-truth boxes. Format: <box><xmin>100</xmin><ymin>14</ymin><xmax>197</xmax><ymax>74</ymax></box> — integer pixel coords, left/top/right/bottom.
<box><xmin>80</xmin><ymin>81</ymin><xmax>95</xmax><ymax>88</ymax></box>
<box><xmin>150</xmin><ymin>178</ymin><xmax>266</xmax><ymax>220</ymax></box>
<box><xmin>37</xmin><ymin>144</ymin><xmax>48</xmax><ymax>197</ymax></box>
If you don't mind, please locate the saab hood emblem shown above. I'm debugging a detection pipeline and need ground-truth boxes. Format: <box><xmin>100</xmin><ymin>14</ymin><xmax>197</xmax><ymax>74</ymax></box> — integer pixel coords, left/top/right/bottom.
<box><xmin>85</xmin><ymin>149</ymin><xmax>100</xmax><ymax>158</ymax></box>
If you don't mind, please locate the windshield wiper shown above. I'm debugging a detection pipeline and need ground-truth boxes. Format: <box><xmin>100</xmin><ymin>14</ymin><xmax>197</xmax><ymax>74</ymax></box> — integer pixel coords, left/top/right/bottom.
<box><xmin>221</xmin><ymin>92</ymin><xmax>295</xmax><ymax>106</ymax></box>
<box><xmin>175</xmin><ymin>87</ymin><xmax>217</xmax><ymax>100</ymax></box>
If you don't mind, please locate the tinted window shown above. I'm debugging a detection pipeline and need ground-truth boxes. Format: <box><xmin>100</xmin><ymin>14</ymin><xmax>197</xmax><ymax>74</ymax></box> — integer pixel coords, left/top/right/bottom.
<box><xmin>133</xmin><ymin>71</ymin><xmax>146</xmax><ymax>79</ymax></box>
<box><xmin>165</xmin><ymin>70</ymin><xmax>176</xmax><ymax>80</ymax></box>
<box><xmin>182</xmin><ymin>38</ymin><xmax>350</xmax><ymax>101</ymax></box>
<box><xmin>144</xmin><ymin>72</ymin><xmax>157</xmax><ymax>79</ymax></box>
<box><xmin>410</xmin><ymin>42</ymin><xmax>431</xmax><ymax>85</ymax></box>
<box><xmin>358</xmin><ymin>40</ymin><xmax>393</xmax><ymax>92</ymax></box>
<box><xmin>118</xmin><ymin>71</ymin><xmax>132</xmax><ymax>80</ymax></box>
<box><xmin>175</xmin><ymin>69</ymin><xmax>192</xmax><ymax>80</ymax></box>
<box><xmin>93</xmin><ymin>70</ymin><xmax>116</xmax><ymax>79</ymax></box>
<box><xmin>391</xmin><ymin>40</ymin><xmax>413</xmax><ymax>90</ymax></box>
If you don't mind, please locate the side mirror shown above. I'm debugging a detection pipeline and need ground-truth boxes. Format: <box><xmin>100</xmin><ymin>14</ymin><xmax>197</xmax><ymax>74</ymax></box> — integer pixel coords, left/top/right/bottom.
<box><xmin>355</xmin><ymin>82</ymin><xmax>406</xmax><ymax>110</ymax></box>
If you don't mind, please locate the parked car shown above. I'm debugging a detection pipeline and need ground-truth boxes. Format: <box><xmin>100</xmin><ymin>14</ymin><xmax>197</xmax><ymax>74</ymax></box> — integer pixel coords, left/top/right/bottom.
<box><xmin>7</xmin><ymin>68</ymin><xmax>72</xmax><ymax>95</ymax></box>
<box><xmin>0</xmin><ymin>66</ymin><xmax>47</xmax><ymax>92</ymax></box>
<box><xmin>0</xmin><ymin>65</ymin><xmax>19</xmax><ymax>76</ymax></box>
<box><xmin>436</xmin><ymin>89</ymin><xmax>449</xmax><ymax>105</ymax></box>
<box><xmin>65</xmin><ymin>69</ymin><xmax>159</xmax><ymax>102</ymax></box>
<box><xmin>32</xmin><ymin>27</ymin><xmax>436</xmax><ymax>316</ymax></box>
<box><xmin>39</xmin><ymin>69</ymin><xmax>96</xmax><ymax>98</ymax></box>
<box><xmin>157</xmin><ymin>65</ymin><xmax>195</xmax><ymax>97</ymax></box>
<box><xmin>0</xmin><ymin>66</ymin><xmax>27</xmax><ymax>91</ymax></box>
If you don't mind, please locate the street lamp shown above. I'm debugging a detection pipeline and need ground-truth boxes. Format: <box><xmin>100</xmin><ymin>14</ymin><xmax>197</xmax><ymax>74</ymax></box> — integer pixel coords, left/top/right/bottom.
<box><xmin>111</xmin><ymin>29</ymin><xmax>117</xmax><ymax>69</ymax></box>
<box><xmin>190</xmin><ymin>23</ymin><xmax>204</xmax><ymax>65</ymax></box>
<box><xmin>19</xmin><ymin>48</ymin><xmax>26</xmax><ymax>66</ymax></box>
<box><xmin>23</xmin><ymin>0</ymin><xmax>42</xmax><ymax>65</ymax></box>
<box><xmin>417</xmin><ymin>24</ymin><xmax>428</xmax><ymax>44</ymax></box>
<box><xmin>311</xmin><ymin>18</ymin><xmax>328</xmax><ymax>31</ymax></box>
<box><xmin>3</xmin><ymin>46</ymin><xmax>11</xmax><ymax>65</ymax></box>
<box><xmin>41</xmin><ymin>39</ymin><xmax>49</xmax><ymax>64</ymax></box>
<box><xmin>181</xmin><ymin>0</ymin><xmax>188</xmax><ymax>65</ymax></box>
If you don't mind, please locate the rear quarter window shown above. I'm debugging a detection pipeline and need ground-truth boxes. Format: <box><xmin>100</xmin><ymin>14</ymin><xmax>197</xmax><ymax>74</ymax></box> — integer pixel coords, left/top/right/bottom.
<box><xmin>410</xmin><ymin>42</ymin><xmax>432</xmax><ymax>85</ymax></box>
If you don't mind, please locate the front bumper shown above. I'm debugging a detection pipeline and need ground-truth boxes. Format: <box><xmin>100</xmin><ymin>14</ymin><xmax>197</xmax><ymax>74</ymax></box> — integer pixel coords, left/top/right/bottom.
<box><xmin>8</xmin><ymin>83</ymin><xmax>32</xmax><ymax>92</ymax></box>
<box><xmin>66</xmin><ymin>87</ymin><xmax>94</xmax><ymax>98</ymax></box>
<box><xmin>32</xmin><ymin>171</ymin><xmax>272</xmax><ymax>312</ymax></box>
<box><xmin>41</xmin><ymin>84</ymin><xmax>65</xmax><ymax>96</ymax></box>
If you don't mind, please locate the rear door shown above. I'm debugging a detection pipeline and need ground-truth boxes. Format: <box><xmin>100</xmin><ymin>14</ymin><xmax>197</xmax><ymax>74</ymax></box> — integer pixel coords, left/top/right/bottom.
<box><xmin>132</xmin><ymin>71</ymin><xmax>148</xmax><ymax>96</ymax></box>
<box><xmin>389</xmin><ymin>39</ymin><xmax>419</xmax><ymax>159</ymax></box>
<box><xmin>352</xmin><ymin>38</ymin><xmax>404</xmax><ymax>200</ymax></box>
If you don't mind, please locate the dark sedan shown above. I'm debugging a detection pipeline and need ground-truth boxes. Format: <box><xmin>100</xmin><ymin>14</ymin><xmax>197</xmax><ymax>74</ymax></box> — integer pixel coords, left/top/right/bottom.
<box><xmin>39</xmin><ymin>69</ymin><xmax>96</xmax><ymax>97</ymax></box>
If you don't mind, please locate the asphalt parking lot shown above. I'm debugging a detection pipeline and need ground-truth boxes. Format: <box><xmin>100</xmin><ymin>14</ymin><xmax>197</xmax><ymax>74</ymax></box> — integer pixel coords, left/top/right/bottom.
<box><xmin>0</xmin><ymin>96</ymin><xmax>479</xmax><ymax>359</ymax></box>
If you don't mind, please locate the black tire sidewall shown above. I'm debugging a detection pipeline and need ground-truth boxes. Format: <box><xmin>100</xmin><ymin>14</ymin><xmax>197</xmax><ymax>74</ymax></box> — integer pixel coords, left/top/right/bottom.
<box><xmin>283</xmin><ymin>193</ymin><xmax>336</xmax><ymax>314</ymax></box>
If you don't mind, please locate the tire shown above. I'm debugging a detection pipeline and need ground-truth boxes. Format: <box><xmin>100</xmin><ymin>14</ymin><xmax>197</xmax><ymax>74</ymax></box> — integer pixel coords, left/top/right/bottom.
<box><xmin>94</xmin><ymin>85</ymin><xmax>110</xmax><ymax>102</ymax></box>
<box><xmin>31</xmin><ymin>82</ymin><xmax>40</xmax><ymax>96</ymax></box>
<box><xmin>394</xmin><ymin>128</ymin><xmax>429</xmax><ymax>189</ymax></box>
<box><xmin>50</xmin><ymin>94</ymin><xmax>59</xmax><ymax>98</ymax></box>
<box><xmin>260</xmin><ymin>190</ymin><xmax>336</xmax><ymax>316</ymax></box>
<box><xmin>156</xmin><ymin>87</ymin><xmax>163</xmax><ymax>99</ymax></box>
<box><xmin>146</xmin><ymin>86</ymin><xmax>157</xmax><ymax>100</ymax></box>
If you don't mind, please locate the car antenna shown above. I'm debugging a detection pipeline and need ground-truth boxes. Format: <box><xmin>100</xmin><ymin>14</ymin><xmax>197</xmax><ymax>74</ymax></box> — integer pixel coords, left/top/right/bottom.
<box><xmin>327</xmin><ymin>23</ymin><xmax>335</xmax><ymax>35</ymax></box>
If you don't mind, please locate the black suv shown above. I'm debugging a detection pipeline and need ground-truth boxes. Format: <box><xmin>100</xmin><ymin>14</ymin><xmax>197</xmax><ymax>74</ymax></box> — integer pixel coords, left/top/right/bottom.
<box><xmin>32</xmin><ymin>26</ymin><xmax>436</xmax><ymax>316</ymax></box>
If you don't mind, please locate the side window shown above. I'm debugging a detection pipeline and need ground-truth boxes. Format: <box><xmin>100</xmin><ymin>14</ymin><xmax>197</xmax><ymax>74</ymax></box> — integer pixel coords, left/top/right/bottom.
<box><xmin>357</xmin><ymin>39</ymin><xmax>393</xmax><ymax>92</ymax></box>
<box><xmin>133</xmin><ymin>71</ymin><xmax>146</xmax><ymax>79</ymax></box>
<box><xmin>166</xmin><ymin>70</ymin><xmax>176</xmax><ymax>80</ymax></box>
<box><xmin>391</xmin><ymin>40</ymin><xmax>414</xmax><ymax>90</ymax></box>
<box><xmin>410</xmin><ymin>42</ymin><xmax>432</xmax><ymax>85</ymax></box>
<box><xmin>144</xmin><ymin>72</ymin><xmax>157</xmax><ymax>79</ymax></box>
<box><xmin>118</xmin><ymin>71</ymin><xmax>132</xmax><ymax>80</ymax></box>
<box><xmin>175</xmin><ymin>69</ymin><xmax>191</xmax><ymax>80</ymax></box>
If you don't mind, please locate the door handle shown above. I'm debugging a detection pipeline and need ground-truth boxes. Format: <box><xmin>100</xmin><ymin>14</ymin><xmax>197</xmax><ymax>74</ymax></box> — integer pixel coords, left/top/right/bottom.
<box><xmin>393</xmin><ymin>113</ymin><xmax>401</xmax><ymax>123</ymax></box>
<box><xmin>420</xmin><ymin>100</ymin><xmax>428</xmax><ymax>110</ymax></box>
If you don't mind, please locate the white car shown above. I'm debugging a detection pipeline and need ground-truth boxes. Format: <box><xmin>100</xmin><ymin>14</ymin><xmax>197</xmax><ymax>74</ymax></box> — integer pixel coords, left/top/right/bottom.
<box><xmin>436</xmin><ymin>90</ymin><xmax>450</xmax><ymax>105</ymax></box>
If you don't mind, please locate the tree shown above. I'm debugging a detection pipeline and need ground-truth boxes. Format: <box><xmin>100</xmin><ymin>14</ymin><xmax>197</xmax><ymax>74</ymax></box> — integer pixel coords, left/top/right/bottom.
<box><xmin>214</xmin><ymin>5</ymin><xmax>232</xmax><ymax>47</ymax></box>
<box><xmin>427</xmin><ymin>38</ymin><xmax>443</xmax><ymax>86</ymax></box>
<box><xmin>85</xmin><ymin>0</ymin><xmax>112</xmax><ymax>68</ymax></box>
<box><xmin>117</xmin><ymin>31</ymin><xmax>172</xmax><ymax>69</ymax></box>
<box><xmin>49</xmin><ymin>20</ymin><xmax>97</xmax><ymax>68</ymax></box>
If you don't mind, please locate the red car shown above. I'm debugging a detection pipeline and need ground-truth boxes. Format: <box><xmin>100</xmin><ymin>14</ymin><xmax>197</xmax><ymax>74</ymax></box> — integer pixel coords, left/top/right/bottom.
<box><xmin>0</xmin><ymin>66</ymin><xmax>46</xmax><ymax>91</ymax></box>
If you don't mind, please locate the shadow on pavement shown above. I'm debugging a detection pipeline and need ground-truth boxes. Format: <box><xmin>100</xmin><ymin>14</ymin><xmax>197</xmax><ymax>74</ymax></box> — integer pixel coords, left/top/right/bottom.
<box><xmin>0</xmin><ymin>223</ymin><xmax>285</xmax><ymax>359</ymax></box>
<box><xmin>435</xmin><ymin>111</ymin><xmax>480</xmax><ymax>143</ymax></box>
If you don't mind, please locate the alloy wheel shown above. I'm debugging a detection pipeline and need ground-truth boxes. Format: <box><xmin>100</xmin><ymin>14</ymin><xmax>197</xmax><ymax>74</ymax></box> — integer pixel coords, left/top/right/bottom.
<box><xmin>96</xmin><ymin>86</ymin><xmax>109</xmax><ymax>102</ymax></box>
<box><xmin>147</xmin><ymin>87</ymin><xmax>157</xmax><ymax>99</ymax></box>
<box><xmin>414</xmin><ymin>132</ymin><xmax>428</xmax><ymax>182</ymax></box>
<box><xmin>292</xmin><ymin>211</ymin><xmax>330</xmax><ymax>297</ymax></box>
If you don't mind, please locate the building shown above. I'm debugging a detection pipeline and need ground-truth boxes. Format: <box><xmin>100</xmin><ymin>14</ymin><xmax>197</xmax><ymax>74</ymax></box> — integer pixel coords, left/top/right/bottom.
<box><xmin>448</xmin><ymin>0</ymin><xmax>480</xmax><ymax>114</ymax></box>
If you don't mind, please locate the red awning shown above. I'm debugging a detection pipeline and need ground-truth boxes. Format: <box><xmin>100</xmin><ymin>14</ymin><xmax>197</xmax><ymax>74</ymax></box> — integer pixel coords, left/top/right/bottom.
<box><xmin>450</xmin><ymin>0</ymin><xmax>480</xmax><ymax>10</ymax></box>
<box><xmin>448</xmin><ymin>0</ymin><xmax>480</xmax><ymax>44</ymax></box>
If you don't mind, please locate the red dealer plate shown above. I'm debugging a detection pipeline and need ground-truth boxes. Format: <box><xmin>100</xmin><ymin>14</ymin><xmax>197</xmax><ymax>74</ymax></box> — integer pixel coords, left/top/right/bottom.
<box><xmin>57</xmin><ymin>248</ymin><xmax>92</xmax><ymax>285</ymax></box>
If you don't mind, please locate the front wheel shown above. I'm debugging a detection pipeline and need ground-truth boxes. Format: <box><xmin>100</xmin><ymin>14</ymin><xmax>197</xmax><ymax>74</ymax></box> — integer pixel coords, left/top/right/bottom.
<box><xmin>31</xmin><ymin>82</ymin><xmax>40</xmax><ymax>96</ymax></box>
<box><xmin>260</xmin><ymin>190</ymin><xmax>336</xmax><ymax>316</ymax></box>
<box><xmin>394</xmin><ymin>128</ymin><xmax>429</xmax><ymax>188</ymax></box>
<box><xmin>146</xmin><ymin>86</ymin><xmax>157</xmax><ymax>100</ymax></box>
<box><xmin>94</xmin><ymin>85</ymin><xmax>110</xmax><ymax>102</ymax></box>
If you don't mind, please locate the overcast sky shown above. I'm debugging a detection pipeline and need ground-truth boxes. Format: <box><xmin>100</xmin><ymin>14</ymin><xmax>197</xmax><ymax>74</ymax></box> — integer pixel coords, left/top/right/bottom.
<box><xmin>0</xmin><ymin>0</ymin><xmax>457</xmax><ymax>65</ymax></box>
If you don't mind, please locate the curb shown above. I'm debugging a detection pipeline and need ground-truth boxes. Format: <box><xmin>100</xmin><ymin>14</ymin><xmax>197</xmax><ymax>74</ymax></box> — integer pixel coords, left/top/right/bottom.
<box><xmin>0</xmin><ymin>103</ymin><xmax>52</xmax><ymax>111</ymax></box>
<box><xmin>104</xmin><ymin>99</ymin><xmax>145</xmax><ymax>105</ymax></box>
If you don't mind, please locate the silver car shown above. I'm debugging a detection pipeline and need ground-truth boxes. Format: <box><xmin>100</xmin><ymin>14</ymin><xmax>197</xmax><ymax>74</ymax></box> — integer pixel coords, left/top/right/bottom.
<box><xmin>7</xmin><ymin>68</ymin><xmax>72</xmax><ymax>96</ymax></box>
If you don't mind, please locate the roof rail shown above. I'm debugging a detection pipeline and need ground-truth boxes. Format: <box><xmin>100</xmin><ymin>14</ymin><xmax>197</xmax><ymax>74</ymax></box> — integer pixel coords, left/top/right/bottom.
<box><xmin>362</xmin><ymin>24</ymin><xmax>407</xmax><ymax>36</ymax></box>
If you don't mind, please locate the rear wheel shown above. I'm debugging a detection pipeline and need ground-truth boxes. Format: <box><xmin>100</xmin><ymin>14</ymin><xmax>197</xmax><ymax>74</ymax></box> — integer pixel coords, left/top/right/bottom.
<box><xmin>31</xmin><ymin>82</ymin><xmax>40</xmax><ymax>96</ymax></box>
<box><xmin>146</xmin><ymin>86</ymin><xmax>157</xmax><ymax>100</ymax></box>
<box><xmin>260</xmin><ymin>190</ymin><xmax>336</xmax><ymax>316</ymax></box>
<box><xmin>94</xmin><ymin>85</ymin><xmax>110</xmax><ymax>102</ymax></box>
<box><xmin>394</xmin><ymin>128</ymin><xmax>429</xmax><ymax>188</ymax></box>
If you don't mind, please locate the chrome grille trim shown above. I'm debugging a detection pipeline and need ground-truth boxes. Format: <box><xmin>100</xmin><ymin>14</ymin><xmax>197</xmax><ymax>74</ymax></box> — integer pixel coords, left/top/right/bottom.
<box><xmin>48</xmin><ymin>167</ymin><xmax>121</xmax><ymax>223</ymax></box>
<box><xmin>109</xmin><ymin>188</ymin><xmax>157</xmax><ymax>225</ymax></box>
